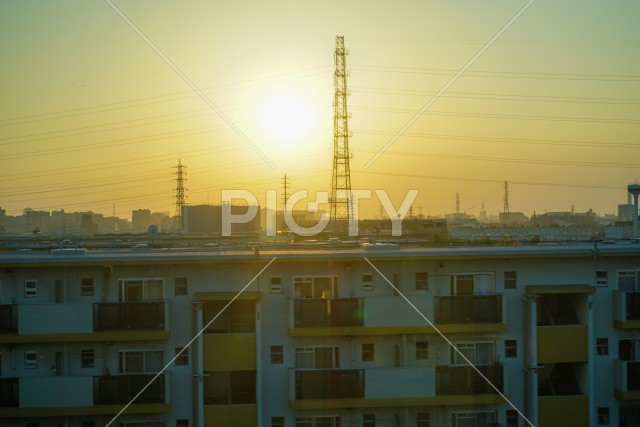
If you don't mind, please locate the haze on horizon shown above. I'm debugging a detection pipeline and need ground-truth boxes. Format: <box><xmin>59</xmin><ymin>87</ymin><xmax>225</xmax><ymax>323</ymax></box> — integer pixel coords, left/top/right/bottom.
<box><xmin>1</xmin><ymin>0</ymin><xmax>639</xmax><ymax>221</ymax></box>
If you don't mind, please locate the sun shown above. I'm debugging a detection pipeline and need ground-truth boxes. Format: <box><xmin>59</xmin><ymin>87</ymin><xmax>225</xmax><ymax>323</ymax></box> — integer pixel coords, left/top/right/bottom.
<box><xmin>260</xmin><ymin>94</ymin><xmax>313</xmax><ymax>145</ymax></box>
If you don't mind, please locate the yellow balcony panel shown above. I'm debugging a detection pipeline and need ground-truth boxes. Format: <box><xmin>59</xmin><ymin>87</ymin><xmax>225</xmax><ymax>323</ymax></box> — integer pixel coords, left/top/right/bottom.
<box><xmin>204</xmin><ymin>334</ymin><xmax>256</xmax><ymax>371</ymax></box>
<box><xmin>204</xmin><ymin>404</ymin><xmax>256</xmax><ymax>427</ymax></box>
<box><xmin>538</xmin><ymin>395</ymin><xmax>589</xmax><ymax>427</ymax></box>
<box><xmin>614</xmin><ymin>320</ymin><xmax>640</xmax><ymax>330</ymax></box>
<box><xmin>289</xmin><ymin>394</ymin><xmax>504</xmax><ymax>410</ymax></box>
<box><xmin>289</xmin><ymin>324</ymin><xmax>505</xmax><ymax>337</ymax></box>
<box><xmin>537</xmin><ymin>325</ymin><xmax>588</xmax><ymax>363</ymax></box>
<box><xmin>0</xmin><ymin>403</ymin><xmax>170</xmax><ymax>418</ymax></box>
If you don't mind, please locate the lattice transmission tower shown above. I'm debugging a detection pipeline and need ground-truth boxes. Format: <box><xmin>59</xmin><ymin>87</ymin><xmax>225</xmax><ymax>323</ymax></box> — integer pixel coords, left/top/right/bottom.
<box><xmin>173</xmin><ymin>159</ymin><xmax>187</xmax><ymax>232</ymax></box>
<box><xmin>329</xmin><ymin>35</ymin><xmax>353</xmax><ymax>232</ymax></box>
<box><xmin>503</xmin><ymin>181</ymin><xmax>510</xmax><ymax>224</ymax></box>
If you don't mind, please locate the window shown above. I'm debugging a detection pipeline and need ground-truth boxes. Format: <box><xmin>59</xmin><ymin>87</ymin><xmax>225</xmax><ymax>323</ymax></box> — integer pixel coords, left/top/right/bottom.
<box><xmin>506</xmin><ymin>410</ymin><xmax>518</xmax><ymax>427</ymax></box>
<box><xmin>175</xmin><ymin>347</ymin><xmax>188</xmax><ymax>365</ymax></box>
<box><xmin>361</xmin><ymin>274</ymin><xmax>374</xmax><ymax>291</ymax></box>
<box><xmin>118</xmin><ymin>278</ymin><xmax>164</xmax><ymax>301</ymax></box>
<box><xmin>176</xmin><ymin>420</ymin><xmax>188</xmax><ymax>427</ymax></box>
<box><xmin>271</xmin><ymin>345</ymin><xmax>284</xmax><ymax>364</ymax></box>
<box><xmin>450</xmin><ymin>273</ymin><xmax>494</xmax><ymax>295</ymax></box>
<box><xmin>203</xmin><ymin>370</ymin><xmax>256</xmax><ymax>405</ymax></box>
<box><xmin>118</xmin><ymin>350</ymin><xmax>163</xmax><ymax>373</ymax></box>
<box><xmin>81</xmin><ymin>278</ymin><xmax>94</xmax><ymax>296</ymax></box>
<box><xmin>596</xmin><ymin>270</ymin><xmax>608</xmax><ymax>287</ymax></box>
<box><xmin>505</xmin><ymin>340</ymin><xmax>517</xmax><ymax>358</ymax></box>
<box><xmin>270</xmin><ymin>276</ymin><xmax>283</xmax><ymax>294</ymax></box>
<box><xmin>618</xmin><ymin>270</ymin><xmax>640</xmax><ymax>291</ymax></box>
<box><xmin>272</xmin><ymin>417</ymin><xmax>285</xmax><ymax>427</ymax></box>
<box><xmin>452</xmin><ymin>412</ymin><xmax>495</xmax><ymax>427</ymax></box>
<box><xmin>451</xmin><ymin>342</ymin><xmax>495</xmax><ymax>365</ymax></box>
<box><xmin>81</xmin><ymin>349</ymin><xmax>95</xmax><ymax>368</ymax></box>
<box><xmin>204</xmin><ymin>299</ymin><xmax>255</xmax><ymax>333</ymax></box>
<box><xmin>415</xmin><ymin>272</ymin><xmax>429</xmax><ymax>290</ymax></box>
<box><xmin>597</xmin><ymin>407</ymin><xmax>610</xmax><ymax>425</ymax></box>
<box><xmin>174</xmin><ymin>277</ymin><xmax>188</xmax><ymax>295</ymax></box>
<box><xmin>504</xmin><ymin>271</ymin><xmax>517</xmax><ymax>289</ymax></box>
<box><xmin>416</xmin><ymin>341</ymin><xmax>429</xmax><ymax>360</ymax></box>
<box><xmin>596</xmin><ymin>338</ymin><xmax>609</xmax><ymax>356</ymax></box>
<box><xmin>417</xmin><ymin>413</ymin><xmax>430</xmax><ymax>427</ymax></box>
<box><xmin>362</xmin><ymin>343</ymin><xmax>375</xmax><ymax>362</ymax></box>
<box><xmin>25</xmin><ymin>351</ymin><xmax>38</xmax><ymax>369</ymax></box>
<box><xmin>363</xmin><ymin>414</ymin><xmax>375</xmax><ymax>427</ymax></box>
<box><xmin>293</xmin><ymin>276</ymin><xmax>338</xmax><ymax>299</ymax></box>
<box><xmin>295</xmin><ymin>416</ymin><xmax>340</xmax><ymax>427</ymax></box>
<box><xmin>619</xmin><ymin>338</ymin><xmax>640</xmax><ymax>361</ymax></box>
<box><xmin>24</xmin><ymin>280</ymin><xmax>37</xmax><ymax>297</ymax></box>
<box><xmin>295</xmin><ymin>347</ymin><xmax>339</xmax><ymax>369</ymax></box>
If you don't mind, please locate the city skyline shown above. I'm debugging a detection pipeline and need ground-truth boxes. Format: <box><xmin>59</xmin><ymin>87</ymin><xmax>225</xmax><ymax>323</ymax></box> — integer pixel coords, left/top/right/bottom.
<box><xmin>1</xmin><ymin>1</ymin><xmax>639</xmax><ymax>218</ymax></box>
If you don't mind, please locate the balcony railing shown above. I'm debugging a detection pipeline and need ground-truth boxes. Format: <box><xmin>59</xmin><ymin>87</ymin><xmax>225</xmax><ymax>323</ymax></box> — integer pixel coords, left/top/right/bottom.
<box><xmin>0</xmin><ymin>378</ymin><xmax>18</xmax><ymax>407</ymax></box>
<box><xmin>93</xmin><ymin>301</ymin><xmax>165</xmax><ymax>331</ymax></box>
<box><xmin>436</xmin><ymin>364</ymin><xmax>504</xmax><ymax>395</ymax></box>
<box><xmin>93</xmin><ymin>374</ymin><xmax>165</xmax><ymax>404</ymax></box>
<box><xmin>0</xmin><ymin>304</ymin><xmax>18</xmax><ymax>333</ymax></box>
<box><xmin>293</xmin><ymin>298</ymin><xmax>363</xmax><ymax>328</ymax></box>
<box><xmin>434</xmin><ymin>295</ymin><xmax>502</xmax><ymax>323</ymax></box>
<box><xmin>295</xmin><ymin>369</ymin><xmax>364</xmax><ymax>400</ymax></box>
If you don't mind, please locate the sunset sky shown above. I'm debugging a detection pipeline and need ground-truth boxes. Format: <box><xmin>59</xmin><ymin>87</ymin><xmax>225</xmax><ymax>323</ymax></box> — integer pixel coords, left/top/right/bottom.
<box><xmin>1</xmin><ymin>0</ymin><xmax>639</xmax><ymax>220</ymax></box>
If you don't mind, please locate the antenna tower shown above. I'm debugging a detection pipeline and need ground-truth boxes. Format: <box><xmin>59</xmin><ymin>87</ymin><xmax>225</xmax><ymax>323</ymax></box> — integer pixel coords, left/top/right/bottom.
<box><xmin>329</xmin><ymin>35</ymin><xmax>353</xmax><ymax>232</ymax></box>
<box><xmin>282</xmin><ymin>174</ymin><xmax>290</xmax><ymax>210</ymax></box>
<box><xmin>456</xmin><ymin>193</ymin><xmax>460</xmax><ymax>214</ymax></box>
<box><xmin>503</xmin><ymin>181</ymin><xmax>510</xmax><ymax>224</ymax></box>
<box><xmin>173</xmin><ymin>159</ymin><xmax>187</xmax><ymax>232</ymax></box>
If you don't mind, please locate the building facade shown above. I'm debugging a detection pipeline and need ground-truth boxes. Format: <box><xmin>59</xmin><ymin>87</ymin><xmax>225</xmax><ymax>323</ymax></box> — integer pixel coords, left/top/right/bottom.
<box><xmin>0</xmin><ymin>242</ymin><xmax>639</xmax><ymax>426</ymax></box>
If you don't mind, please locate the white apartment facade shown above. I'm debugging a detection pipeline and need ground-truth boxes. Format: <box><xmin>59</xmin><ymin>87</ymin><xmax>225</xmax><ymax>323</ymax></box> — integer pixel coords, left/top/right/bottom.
<box><xmin>0</xmin><ymin>242</ymin><xmax>639</xmax><ymax>427</ymax></box>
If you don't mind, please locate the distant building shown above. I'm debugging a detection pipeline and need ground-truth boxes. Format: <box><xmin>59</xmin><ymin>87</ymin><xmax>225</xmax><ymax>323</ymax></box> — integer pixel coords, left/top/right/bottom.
<box><xmin>183</xmin><ymin>204</ymin><xmax>261</xmax><ymax>235</ymax></box>
<box><xmin>132</xmin><ymin>209</ymin><xmax>151</xmax><ymax>233</ymax></box>
<box><xmin>618</xmin><ymin>204</ymin><xmax>635</xmax><ymax>223</ymax></box>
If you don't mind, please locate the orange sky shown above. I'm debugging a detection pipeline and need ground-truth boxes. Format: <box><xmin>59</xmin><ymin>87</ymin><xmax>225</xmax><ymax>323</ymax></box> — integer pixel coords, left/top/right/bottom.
<box><xmin>1</xmin><ymin>0</ymin><xmax>639</xmax><ymax>220</ymax></box>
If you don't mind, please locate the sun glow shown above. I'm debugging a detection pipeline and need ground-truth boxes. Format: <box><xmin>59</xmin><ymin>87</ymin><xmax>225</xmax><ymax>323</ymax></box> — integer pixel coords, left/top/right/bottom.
<box><xmin>260</xmin><ymin>94</ymin><xmax>313</xmax><ymax>146</ymax></box>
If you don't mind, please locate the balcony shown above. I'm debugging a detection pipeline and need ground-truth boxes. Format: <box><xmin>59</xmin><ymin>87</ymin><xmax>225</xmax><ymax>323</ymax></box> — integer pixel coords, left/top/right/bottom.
<box><xmin>538</xmin><ymin>395</ymin><xmax>589</xmax><ymax>427</ymax></box>
<box><xmin>93</xmin><ymin>374</ymin><xmax>166</xmax><ymax>404</ymax></box>
<box><xmin>0</xmin><ymin>378</ymin><xmax>18</xmax><ymax>407</ymax></box>
<box><xmin>93</xmin><ymin>301</ymin><xmax>166</xmax><ymax>331</ymax></box>
<box><xmin>537</xmin><ymin>325</ymin><xmax>588</xmax><ymax>363</ymax></box>
<box><xmin>613</xmin><ymin>291</ymin><xmax>640</xmax><ymax>329</ymax></box>
<box><xmin>436</xmin><ymin>364</ymin><xmax>504</xmax><ymax>395</ymax></box>
<box><xmin>434</xmin><ymin>295</ymin><xmax>502</xmax><ymax>324</ymax></box>
<box><xmin>293</xmin><ymin>298</ymin><xmax>363</xmax><ymax>328</ymax></box>
<box><xmin>294</xmin><ymin>369</ymin><xmax>364</xmax><ymax>400</ymax></box>
<box><xmin>614</xmin><ymin>360</ymin><xmax>640</xmax><ymax>400</ymax></box>
<box><xmin>0</xmin><ymin>305</ymin><xmax>17</xmax><ymax>333</ymax></box>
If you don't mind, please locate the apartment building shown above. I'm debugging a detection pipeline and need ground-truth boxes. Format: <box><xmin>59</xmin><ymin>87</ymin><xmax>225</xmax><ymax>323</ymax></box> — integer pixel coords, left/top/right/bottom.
<box><xmin>0</xmin><ymin>242</ymin><xmax>639</xmax><ymax>427</ymax></box>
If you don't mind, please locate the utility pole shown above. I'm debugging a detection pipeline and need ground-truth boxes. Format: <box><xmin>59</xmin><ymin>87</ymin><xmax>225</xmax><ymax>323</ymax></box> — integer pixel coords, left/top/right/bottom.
<box><xmin>503</xmin><ymin>181</ymin><xmax>510</xmax><ymax>225</ymax></box>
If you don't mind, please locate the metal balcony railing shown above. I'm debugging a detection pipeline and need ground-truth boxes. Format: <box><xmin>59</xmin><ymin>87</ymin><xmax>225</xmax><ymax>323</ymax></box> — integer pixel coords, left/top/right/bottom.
<box><xmin>436</xmin><ymin>364</ymin><xmax>504</xmax><ymax>395</ymax></box>
<box><xmin>93</xmin><ymin>374</ymin><xmax>165</xmax><ymax>404</ymax></box>
<box><xmin>294</xmin><ymin>369</ymin><xmax>364</xmax><ymax>400</ymax></box>
<box><xmin>435</xmin><ymin>295</ymin><xmax>502</xmax><ymax>323</ymax></box>
<box><xmin>93</xmin><ymin>301</ymin><xmax>165</xmax><ymax>331</ymax></box>
<box><xmin>293</xmin><ymin>298</ymin><xmax>363</xmax><ymax>328</ymax></box>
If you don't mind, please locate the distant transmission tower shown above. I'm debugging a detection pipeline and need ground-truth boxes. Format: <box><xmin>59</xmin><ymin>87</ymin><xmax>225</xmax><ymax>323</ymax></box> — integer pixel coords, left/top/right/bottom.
<box><xmin>503</xmin><ymin>181</ymin><xmax>510</xmax><ymax>224</ymax></box>
<box><xmin>456</xmin><ymin>193</ymin><xmax>460</xmax><ymax>215</ymax></box>
<box><xmin>173</xmin><ymin>159</ymin><xmax>187</xmax><ymax>232</ymax></box>
<box><xmin>282</xmin><ymin>174</ymin><xmax>290</xmax><ymax>211</ymax></box>
<box><xmin>329</xmin><ymin>35</ymin><xmax>353</xmax><ymax>233</ymax></box>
